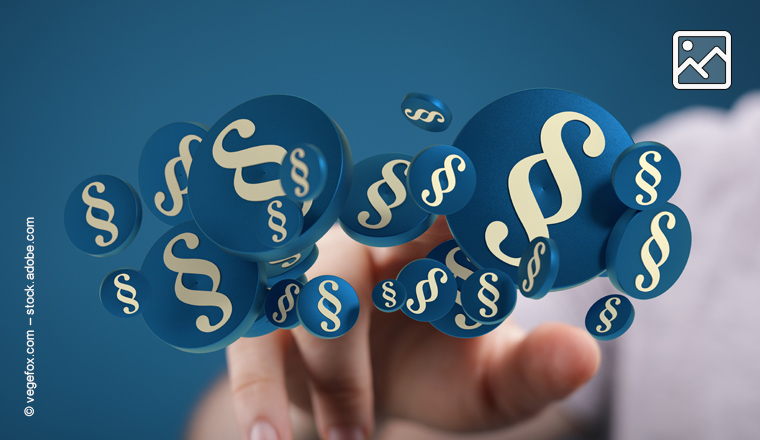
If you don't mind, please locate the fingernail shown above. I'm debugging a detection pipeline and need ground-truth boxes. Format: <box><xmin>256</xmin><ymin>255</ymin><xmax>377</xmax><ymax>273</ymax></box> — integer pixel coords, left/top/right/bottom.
<box><xmin>250</xmin><ymin>421</ymin><xmax>279</xmax><ymax>440</ymax></box>
<box><xmin>328</xmin><ymin>426</ymin><xmax>365</xmax><ymax>440</ymax></box>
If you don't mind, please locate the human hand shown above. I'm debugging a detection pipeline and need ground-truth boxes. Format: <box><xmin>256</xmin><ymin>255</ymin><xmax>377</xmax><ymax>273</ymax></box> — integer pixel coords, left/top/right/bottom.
<box><xmin>226</xmin><ymin>217</ymin><xmax>601</xmax><ymax>440</ymax></box>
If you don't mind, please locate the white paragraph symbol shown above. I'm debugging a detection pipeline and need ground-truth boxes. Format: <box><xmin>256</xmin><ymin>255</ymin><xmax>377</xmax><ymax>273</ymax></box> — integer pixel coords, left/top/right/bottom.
<box><xmin>422</xmin><ymin>154</ymin><xmax>466</xmax><ymax>207</ymax></box>
<box><xmin>267</xmin><ymin>200</ymin><xmax>288</xmax><ymax>243</ymax></box>
<box><xmin>635</xmin><ymin>151</ymin><xmax>662</xmax><ymax>206</ymax></box>
<box><xmin>290</xmin><ymin>147</ymin><xmax>310</xmax><ymax>198</ymax></box>
<box><xmin>407</xmin><ymin>268</ymin><xmax>447</xmax><ymax>314</ymax></box>
<box><xmin>317</xmin><ymin>280</ymin><xmax>342</xmax><ymax>332</ymax></box>
<box><xmin>358</xmin><ymin>159</ymin><xmax>409</xmax><ymax>229</ymax></box>
<box><xmin>273</xmin><ymin>283</ymin><xmax>299</xmax><ymax>324</ymax></box>
<box><xmin>114</xmin><ymin>273</ymin><xmax>139</xmax><ymax>315</ymax></box>
<box><xmin>163</xmin><ymin>232</ymin><xmax>232</xmax><ymax>333</ymax></box>
<box><xmin>477</xmin><ymin>272</ymin><xmax>500</xmax><ymax>318</ymax></box>
<box><xmin>82</xmin><ymin>181</ymin><xmax>119</xmax><ymax>247</ymax></box>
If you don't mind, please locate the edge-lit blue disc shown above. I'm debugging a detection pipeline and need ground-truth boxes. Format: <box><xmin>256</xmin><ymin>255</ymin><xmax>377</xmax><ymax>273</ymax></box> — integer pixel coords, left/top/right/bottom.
<box><xmin>611</xmin><ymin>141</ymin><xmax>681</xmax><ymax>211</ymax></box>
<box><xmin>585</xmin><ymin>294</ymin><xmax>635</xmax><ymax>341</ymax></box>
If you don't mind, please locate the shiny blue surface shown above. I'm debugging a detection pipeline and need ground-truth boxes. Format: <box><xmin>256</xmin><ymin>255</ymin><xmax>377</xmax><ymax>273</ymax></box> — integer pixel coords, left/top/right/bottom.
<box><xmin>427</xmin><ymin>239</ymin><xmax>500</xmax><ymax>338</ymax></box>
<box><xmin>254</xmin><ymin>197</ymin><xmax>304</xmax><ymax>249</ymax></box>
<box><xmin>398</xmin><ymin>258</ymin><xmax>458</xmax><ymax>322</ymax></box>
<box><xmin>611</xmin><ymin>141</ymin><xmax>681</xmax><ymax>210</ymax></box>
<box><xmin>99</xmin><ymin>268</ymin><xmax>152</xmax><ymax>319</ymax></box>
<box><xmin>606</xmin><ymin>204</ymin><xmax>692</xmax><ymax>300</ymax></box>
<box><xmin>585</xmin><ymin>294</ymin><xmax>636</xmax><ymax>341</ymax></box>
<box><xmin>339</xmin><ymin>153</ymin><xmax>435</xmax><ymax>246</ymax></box>
<box><xmin>138</xmin><ymin>122</ymin><xmax>207</xmax><ymax>225</ymax></box>
<box><xmin>188</xmin><ymin>95</ymin><xmax>352</xmax><ymax>262</ymax></box>
<box><xmin>400</xmin><ymin>92</ymin><xmax>452</xmax><ymax>132</ymax></box>
<box><xmin>517</xmin><ymin>236</ymin><xmax>560</xmax><ymax>299</ymax></box>
<box><xmin>407</xmin><ymin>145</ymin><xmax>476</xmax><ymax>215</ymax></box>
<box><xmin>140</xmin><ymin>221</ymin><xmax>266</xmax><ymax>352</ymax></box>
<box><xmin>264</xmin><ymin>279</ymin><xmax>303</xmax><ymax>330</ymax></box>
<box><xmin>64</xmin><ymin>175</ymin><xmax>142</xmax><ymax>257</ymax></box>
<box><xmin>460</xmin><ymin>268</ymin><xmax>516</xmax><ymax>325</ymax></box>
<box><xmin>297</xmin><ymin>275</ymin><xmax>360</xmax><ymax>339</ymax></box>
<box><xmin>279</xmin><ymin>143</ymin><xmax>328</xmax><ymax>202</ymax></box>
<box><xmin>372</xmin><ymin>279</ymin><xmax>407</xmax><ymax>313</ymax></box>
<box><xmin>447</xmin><ymin>89</ymin><xmax>633</xmax><ymax>289</ymax></box>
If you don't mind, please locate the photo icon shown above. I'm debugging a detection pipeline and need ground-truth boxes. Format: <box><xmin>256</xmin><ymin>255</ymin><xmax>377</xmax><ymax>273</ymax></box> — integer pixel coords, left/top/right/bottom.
<box><xmin>673</xmin><ymin>30</ymin><xmax>731</xmax><ymax>90</ymax></box>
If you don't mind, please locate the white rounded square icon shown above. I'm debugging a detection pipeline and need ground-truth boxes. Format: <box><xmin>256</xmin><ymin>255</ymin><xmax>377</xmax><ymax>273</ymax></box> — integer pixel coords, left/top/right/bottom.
<box><xmin>673</xmin><ymin>30</ymin><xmax>731</xmax><ymax>90</ymax></box>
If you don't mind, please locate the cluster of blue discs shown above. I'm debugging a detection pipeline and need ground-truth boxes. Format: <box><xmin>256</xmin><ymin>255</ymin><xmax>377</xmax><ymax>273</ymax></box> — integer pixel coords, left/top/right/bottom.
<box><xmin>65</xmin><ymin>89</ymin><xmax>691</xmax><ymax>353</ymax></box>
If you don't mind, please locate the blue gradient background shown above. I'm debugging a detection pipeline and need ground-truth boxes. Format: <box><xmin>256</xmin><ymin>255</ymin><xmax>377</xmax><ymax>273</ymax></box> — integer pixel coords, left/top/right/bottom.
<box><xmin>0</xmin><ymin>1</ymin><xmax>757</xmax><ymax>438</ymax></box>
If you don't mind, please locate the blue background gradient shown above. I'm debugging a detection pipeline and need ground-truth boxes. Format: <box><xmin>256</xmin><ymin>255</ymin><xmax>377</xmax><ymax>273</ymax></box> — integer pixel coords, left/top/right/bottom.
<box><xmin>1</xmin><ymin>1</ymin><xmax>757</xmax><ymax>438</ymax></box>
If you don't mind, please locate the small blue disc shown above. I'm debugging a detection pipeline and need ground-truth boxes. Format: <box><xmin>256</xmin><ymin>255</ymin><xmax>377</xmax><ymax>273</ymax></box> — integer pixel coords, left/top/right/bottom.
<box><xmin>279</xmin><ymin>143</ymin><xmax>328</xmax><ymax>203</ymax></box>
<box><xmin>427</xmin><ymin>240</ymin><xmax>501</xmax><ymax>338</ymax></box>
<box><xmin>296</xmin><ymin>275</ymin><xmax>360</xmax><ymax>339</ymax></box>
<box><xmin>585</xmin><ymin>294</ymin><xmax>635</xmax><ymax>341</ymax></box>
<box><xmin>138</xmin><ymin>122</ymin><xmax>207</xmax><ymax>225</ymax></box>
<box><xmin>264</xmin><ymin>279</ymin><xmax>303</xmax><ymax>330</ymax></box>
<box><xmin>264</xmin><ymin>244</ymin><xmax>319</xmax><ymax>287</ymax></box>
<box><xmin>339</xmin><ymin>153</ymin><xmax>435</xmax><ymax>247</ymax></box>
<box><xmin>64</xmin><ymin>175</ymin><xmax>142</xmax><ymax>257</ymax></box>
<box><xmin>398</xmin><ymin>258</ymin><xmax>458</xmax><ymax>322</ymax></box>
<box><xmin>611</xmin><ymin>141</ymin><xmax>681</xmax><ymax>210</ymax></box>
<box><xmin>407</xmin><ymin>145</ymin><xmax>476</xmax><ymax>215</ymax></box>
<box><xmin>255</xmin><ymin>197</ymin><xmax>304</xmax><ymax>249</ymax></box>
<box><xmin>460</xmin><ymin>268</ymin><xmax>517</xmax><ymax>325</ymax></box>
<box><xmin>141</xmin><ymin>220</ymin><xmax>266</xmax><ymax>353</ymax></box>
<box><xmin>188</xmin><ymin>94</ymin><xmax>352</xmax><ymax>262</ymax></box>
<box><xmin>447</xmin><ymin>89</ymin><xmax>633</xmax><ymax>289</ymax></box>
<box><xmin>606</xmin><ymin>203</ymin><xmax>692</xmax><ymax>300</ymax></box>
<box><xmin>99</xmin><ymin>268</ymin><xmax>152</xmax><ymax>318</ymax></box>
<box><xmin>517</xmin><ymin>236</ymin><xmax>560</xmax><ymax>299</ymax></box>
<box><xmin>372</xmin><ymin>279</ymin><xmax>407</xmax><ymax>313</ymax></box>
<box><xmin>401</xmin><ymin>92</ymin><xmax>452</xmax><ymax>132</ymax></box>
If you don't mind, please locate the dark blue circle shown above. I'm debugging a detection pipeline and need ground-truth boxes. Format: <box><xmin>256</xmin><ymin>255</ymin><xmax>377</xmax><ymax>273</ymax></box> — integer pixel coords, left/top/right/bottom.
<box><xmin>606</xmin><ymin>203</ymin><xmax>692</xmax><ymax>300</ymax></box>
<box><xmin>401</xmin><ymin>92</ymin><xmax>452</xmax><ymax>132</ymax></box>
<box><xmin>141</xmin><ymin>220</ymin><xmax>266</xmax><ymax>353</ymax></box>
<box><xmin>460</xmin><ymin>268</ymin><xmax>516</xmax><ymax>325</ymax></box>
<box><xmin>99</xmin><ymin>268</ymin><xmax>152</xmax><ymax>318</ymax></box>
<box><xmin>297</xmin><ymin>275</ymin><xmax>360</xmax><ymax>339</ymax></box>
<box><xmin>398</xmin><ymin>258</ymin><xmax>458</xmax><ymax>322</ymax></box>
<box><xmin>64</xmin><ymin>175</ymin><xmax>142</xmax><ymax>257</ymax></box>
<box><xmin>407</xmin><ymin>145</ymin><xmax>476</xmax><ymax>215</ymax></box>
<box><xmin>264</xmin><ymin>279</ymin><xmax>304</xmax><ymax>330</ymax></box>
<box><xmin>517</xmin><ymin>236</ymin><xmax>560</xmax><ymax>299</ymax></box>
<box><xmin>279</xmin><ymin>143</ymin><xmax>328</xmax><ymax>202</ymax></box>
<box><xmin>585</xmin><ymin>294</ymin><xmax>635</xmax><ymax>341</ymax></box>
<box><xmin>372</xmin><ymin>279</ymin><xmax>407</xmax><ymax>313</ymax></box>
<box><xmin>138</xmin><ymin>122</ymin><xmax>207</xmax><ymax>225</ymax></box>
<box><xmin>447</xmin><ymin>89</ymin><xmax>632</xmax><ymax>289</ymax></box>
<box><xmin>339</xmin><ymin>153</ymin><xmax>435</xmax><ymax>247</ymax></box>
<box><xmin>188</xmin><ymin>95</ymin><xmax>352</xmax><ymax>262</ymax></box>
<box><xmin>254</xmin><ymin>197</ymin><xmax>304</xmax><ymax>249</ymax></box>
<box><xmin>611</xmin><ymin>141</ymin><xmax>681</xmax><ymax>210</ymax></box>
<box><xmin>427</xmin><ymin>239</ymin><xmax>501</xmax><ymax>338</ymax></box>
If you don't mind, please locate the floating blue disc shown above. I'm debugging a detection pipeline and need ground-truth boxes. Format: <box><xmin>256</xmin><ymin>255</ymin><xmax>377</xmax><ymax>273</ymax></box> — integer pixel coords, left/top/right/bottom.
<box><xmin>138</xmin><ymin>122</ymin><xmax>207</xmax><ymax>225</ymax></box>
<box><xmin>606</xmin><ymin>203</ymin><xmax>692</xmax><ymax>300</ymax></box>
<box><xmin>254</xmin><ymin>197</ymin><xmax>304</xmax><ymax>249</ymax></box>
<box><xmin>264</xmin><ymin>279</ymin><xmax>303</xmax><ymax>330</ymax></box>
<box><xmin>517</xmin><ymin>236</ymin><xmax>560</xmax><ymax>299</ymax></box>
<box><xmin>427</xmin><ymin>240</ymin><xmax>500</xmax><ymax>338</ymax></box>
<box><xmin>297</xmin><ymin>275</ymin><xmax>360</xmax><ymax>339</ymax></box>
<box><xmin>99</xmin><ymin>268</ymin><xmax>152</xmax><ymax>318</ymax></box>
<box><xmin>407</xmin><ymin>145</ymin><xmax>476</xmax><ymax>215</ymax></box>
<box><xmin>64</xmin><ymin>175</ymin><xmax>142</xmax><ymax>257</ymax></box>
<box><xmin>461</xmin><ymin>268</ymin><xmax>517</xmax><ymax>325</ymax></box>
<box><xmin>264</xmin><ymin>244</ymin><xmax>319</xmax><ymax>287</ymax></box>
<box><xmin>188</xmin><ymin>95</ymin><xmax>352</xmax><ymax>262</ymax></box>
<box><xmin>401</xmin><ymin>92</ymin><xmax>452</xmax><ymax>132</ymax></box>
<box><xmin>446</xmin><ymin>89</ymin><xmax>633</xmax><ymax>289</ymax></box>
<box><xmin>372</xmin><ymin>279</ymin><xmax>407</xmax><ymax>313</ymax></box>
<box><xmin>279</xmin><ymin>143</ymin><xmax>328</xmax><ymax>203</ymax></box>
<box><xmin>611</xmin><ymin>141</ymin><xmax>681</xmax><ymax>211</ymax></box>
<box><xmin>398</xmin><ymin>258</ymin><xmax>458</xmax><ymax>322</ymax></box>
<box><xmin>585</xmin><ymin>294</ymin><xmax>635</xmax><ymax>341</ymax></box>
<box><xmin>141</xmin><ymin>220</ymin><xmax>266</xmax><ymax>353</ymax></box>
<box><xmin>339</xmin><ymin>153</ymin><xmax>435</xmax><ymax>247</ymax></box>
